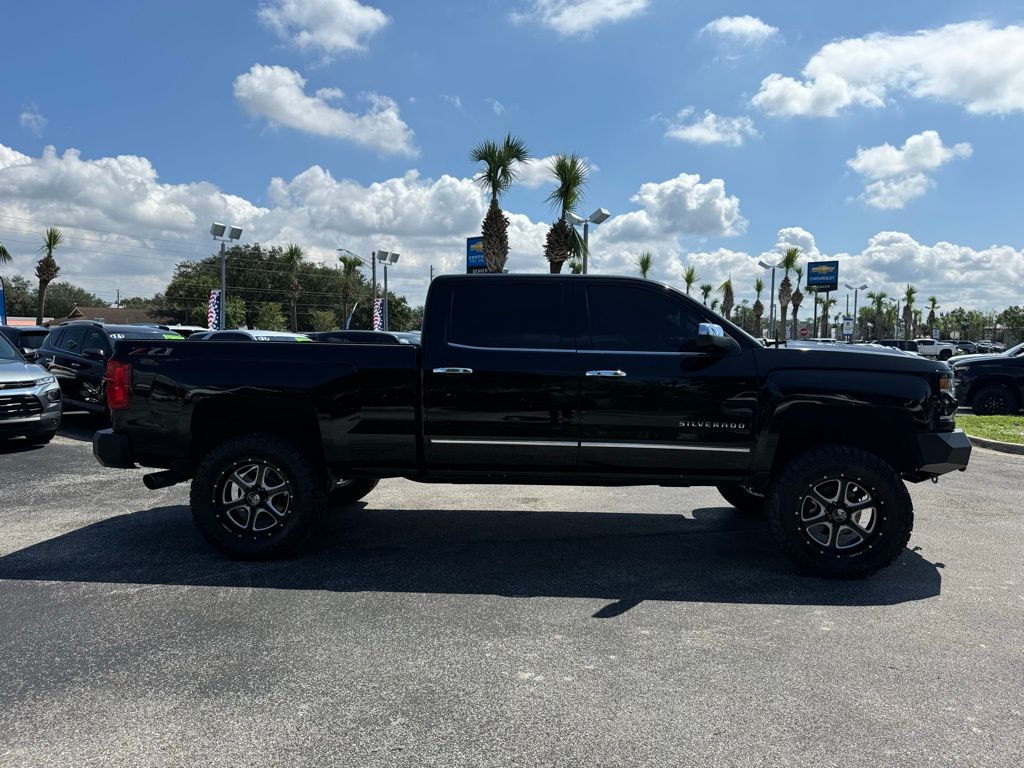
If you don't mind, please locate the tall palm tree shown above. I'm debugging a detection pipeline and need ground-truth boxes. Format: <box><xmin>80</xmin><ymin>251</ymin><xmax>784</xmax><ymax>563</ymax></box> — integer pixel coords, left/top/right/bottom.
<box><xmin>338</xmin><ymin>254</ymin><xmax>363</xmax><ymax>328</ymax></box>
<box><xmin>0</xmin><ymin>240</ymin><xmax>11</xmax><ymax>266</ymax></box>
<box><xmin>790</xmin><ymin>265</ymin><xmax>805</xmax><ymax>339</ymax></box>
<box><xmin>903</xmin><ymin>284</ymin><xmax>918</xmax><ymax>340</ymax></box>
<box><xmin>683</xmin><ymin>265</ymin><xmax>698</xmax><ymax>296</ymax></box>
<box><xmin>543</xmin><ymin>154</ymin><xmax>588</xmax><ymax>274</ymax></box>
<box><xmin>471</xmin><ymin>134</ymin><xmax>531</xmax><ymax>273</ymax></box>
<box><xmin>699</xmin><ymin>283</ymin><xmax>713</xmax><ymax>305</ymax></box>
<box><xmin>710</xmin><ymin>298</ymin><xmax>719</xmax><ymax>312</ymax></box>
<box><xmin>819</xmin><ymin>295</ymin><xmax>837</xmax><ymax>338</ymax></box>
<box><xmin>752</xmin><ymin>278</ymin><xmax>765</xmax><ymax>335</ymax></box>
<box><xmin>776</xmin><ymin>247</ymin><xmax>800</xmax><ymax>339</ymax></box>
<box><xmin>637</xmin><ymin>251</ymin><xmax>654</xmax><ymax>278</ymax></box>
<box><xmin>927</xmin><ymin>295</ymin><xmax>939</xmax><ymax>328</ymax></box>
<box><xmin>283</xmin><ymin>243</ymin><xmax>303</xmax><ymax>331</ymax></box>
<box><xmin>717</xmin><ymin>277</ymin><xmax>734</xmax><ymax>320</ymax></box>
<box><xmin>35</xmin><ymin>227</ymin><xmax>63</xmax><ymax>324</ymax></box>
<box><xmin>867</xmin><ymin>290</ymin><xmax>888</xmax><ymax>339</ymax></box>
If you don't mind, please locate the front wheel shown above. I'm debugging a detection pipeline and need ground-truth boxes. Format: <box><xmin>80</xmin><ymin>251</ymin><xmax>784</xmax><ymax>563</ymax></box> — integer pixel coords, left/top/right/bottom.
<box><xmin>972</xmin><ymin>384</ymin><xmax>1018</xmax><ymax>415</ymax></box>
<box><xmin>190</xmin><ymin>434</ymin><xmax>326</xmax><ymax>559</ymax></box>
<box><xmin>768</xmin><ymin>445</ymin><xmax>913</xmax><ymax>578</ymax></box>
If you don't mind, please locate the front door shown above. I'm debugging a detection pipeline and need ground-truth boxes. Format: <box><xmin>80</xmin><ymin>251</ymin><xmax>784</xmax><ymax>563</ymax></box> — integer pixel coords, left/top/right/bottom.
<box><xmin>577</xmin><ymin>281</ymin><xmax>758</xmax><ymax>476</ymax></box>
<box><xmin>423</xmin><ymin>278</ymin><xmax>579</xmax><ymax>473</ymax></box>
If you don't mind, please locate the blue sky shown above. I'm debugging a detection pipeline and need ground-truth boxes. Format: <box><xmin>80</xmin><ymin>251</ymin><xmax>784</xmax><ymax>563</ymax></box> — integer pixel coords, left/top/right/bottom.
<box><xmin>2</xmin><ymin>0</ymin><xmax>1024</xmax><ymax>310</ymax></box>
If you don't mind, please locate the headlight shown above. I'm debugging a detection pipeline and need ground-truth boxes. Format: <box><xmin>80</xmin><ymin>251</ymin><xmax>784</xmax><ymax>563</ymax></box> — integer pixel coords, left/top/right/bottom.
<box><xmin>35</xmin><ymin>375</ymin><xmax>57</xmax><ymax>386</ymax></box>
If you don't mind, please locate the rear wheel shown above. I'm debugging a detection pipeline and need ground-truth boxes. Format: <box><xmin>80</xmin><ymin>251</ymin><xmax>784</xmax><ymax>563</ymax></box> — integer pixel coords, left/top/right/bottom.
<box><xmin>328</xmin><ymin>478</ymin><xmax>379</xmax><ymax>507</ymax></box>
<box><xmin>716</xmin><ymin>483</ymin><xmax>765</xmax><ymax>515</ymax></box>
<box><xmin>768</xmin><ymin>445</ymin><xmax>913</xmax><ymax>578</ymax></box>
<box><xmin>190</xmin><ymin>434</ymin><xmax>326</xmax><ymax>559</ymax></box>
<box><xmin>971</xmin><ymin>384</ymin><xmax>1017</xmax><ymax>415</ymax></box>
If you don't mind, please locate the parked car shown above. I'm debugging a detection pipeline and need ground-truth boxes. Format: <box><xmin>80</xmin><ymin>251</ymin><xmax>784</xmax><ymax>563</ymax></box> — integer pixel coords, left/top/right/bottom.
<box><xmin>0</xmin><ymin>331</ymin><xmax>62</xmax><ymax>443</ymax></box>
<box><xmin>955</xmin><ymin>341</ymin><xmax>978</xmax><ymax>355</ymax></box>
<box><xmin>36</xmin><ymin>322</ymin><xmax>184</xmax><ymax>413</ymax></box>
<box><xmin>913</xmin><ymin>338</ymin><xmax>958</xmax><ymax>360</ymax></box>
<box><xmin>94</xmin><ymin>274</ymin><xmax>969</xmax><ymax>579</ymax></box>
<box><xmin>307</xmin><ymin>330</ymin><xmax>416</xmax><ymax>345</ymax></box>
<box><xmin>195</xmin><ymin>330</ymin><xmax>312</xmax><ymax>342</ymax></box>
<box><xmin>952</xmin><ymin>352</ymin><xmax>1024</xmax><ymax>414</ymax></box>
<box><xmin>874</xmin><ymin>338</ymin><xmax>920</xmax><ymax>353</ymax></box>
<box><xmin>0</xmin><ymin>325</ymin><xmax>51</xmax><ymax>361</ymax></box>
<box><xmin>949</xmin><ymin>340</ymin><xmax>1024</xmax><ymax>365</ymax></box>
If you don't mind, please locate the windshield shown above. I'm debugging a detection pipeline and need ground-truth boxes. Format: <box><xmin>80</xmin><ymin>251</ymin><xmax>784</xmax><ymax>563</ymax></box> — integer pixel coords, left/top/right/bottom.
<box><xmin>0</xmin><ymin>333</ymin><xmax>22</xmax><ymax>361</ymax></box>
<box><xmin>1003</xmin><ymin>341</ymin><xmax>1024</xmax><ymax>356</ymax></box>
<box><xmin>17</xmin><ymin>331</ymin><xmax>48</xmax><ymax>350</ymax></box>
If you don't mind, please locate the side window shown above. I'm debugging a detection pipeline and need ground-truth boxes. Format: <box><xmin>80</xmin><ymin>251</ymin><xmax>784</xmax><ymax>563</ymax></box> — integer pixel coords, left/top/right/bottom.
<box><xmin>586</xmin><ymin>285</ymin><xmax>702</xmax><ymax>353</ymax></box>
<box><xmin>43</xmin><ymin>328</ymin><xmax>63</xmax><ymax>349</ymax></box>
<box><xmin>213</xmin><ymin>332</ymin><xmax>248</xmax><ymax>341</ymax></box>
<box><xmin>59</xmin><ymin>326</ymin><xmax>87</xmax><ymax>353</ymax></box>
<box><xmin>449</xmin><ymin>282</ymin><xmax>569</xmax><ymax>349</ymax></box>
<box><xmin>84</xmin><ymin>328</ymin><xmax>110</xmax><ymax>352</ymax></box>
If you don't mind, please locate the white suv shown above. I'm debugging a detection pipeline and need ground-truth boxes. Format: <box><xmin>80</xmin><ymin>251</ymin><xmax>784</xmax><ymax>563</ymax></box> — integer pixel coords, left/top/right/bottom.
<box><xmin>914</xmin><ymin>337</ymin><xmax>957</xmax><ymax>360</ymax></box>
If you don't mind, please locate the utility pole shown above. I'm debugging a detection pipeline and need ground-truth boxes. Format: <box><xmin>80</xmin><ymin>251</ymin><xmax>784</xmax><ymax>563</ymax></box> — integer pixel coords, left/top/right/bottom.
<box><xmin>430</xmin><ymin>265</ymin><xmax>435</xmax><ymax>282</ymax></box>
<box><xmin>116</xmin><ymin>289</ymin><xmax>120</xmax><ymax>308</ymax></box>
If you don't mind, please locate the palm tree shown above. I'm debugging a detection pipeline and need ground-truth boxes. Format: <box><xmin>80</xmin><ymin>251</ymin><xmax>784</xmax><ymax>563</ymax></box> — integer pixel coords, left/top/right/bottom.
<box><xmin>543</xmin><ymin>154</ymin><xmax>588</xmax><ymax>274</ymax></box>
<box><xmin>717</xmin><ymin>277</ymin><xmax>734</xmax><ymax>320</ymax></box>
<box><xmin>867</xmin><ymin>290</ymin><xmax>888</xmax><ymax>338</ymax></box>
<box><xmin>819</xmin><ymin>295</ymin><xmax>837</xmax><ymax>338</ymax></box>
<box><xmin>790</xmin><ymin>265</ymin><xmax>805</xmax><ymax>339</ymax></box>
<box><xmin>0</xmin><ymin>240</ymin><xmax>11</xmax><ymax>266</ymax></box>
<box><xmin>752</xmin><ymin>278</ymin><xmax>765</xmax><ymax>335</ymax></box>
<box><xmin>338</xmin><ymin>254</ymin><xmax>363</xmax><ymax>328</ymax></box>
<box><xmin>637</xmin><ymin>251</ymin><xmax>654</xmax><ymax>278</ymax></box>
<box><xmin>776</xmin><ymin>247</ymin><xmax>800</xmax><ymax>339</ymax></box>
<box><xmin>471</xmin><ymin>134</ymin><xmax>531</xmax><ymax>273</ymax></box>
<box><xmin>699</xmin><ymin>283</ymin><xmax>713</xmax><ymax>305</ymax></box>
<box><xmin>903</xmin><ymin>284</ymin><xmax>918</xmax><ymax>340</ymax></box>
<box><xmin>927</xmin><ymin>295</ymin><xmax>939</xmax><ymax>329</ymax></box>
<box><xmin>710</xmin><ymin>298</ymin><xmax>719</xmax><ymax>312</ymax></box>
<box><xmin>568</xmin><ymin>258</ymin><xmax>583</xmax><ymax>275</ymax></box>
<box><xmin>283</xmin><ymin>243</ymin><xmax>303</xmax><ymax>331</ymax></box>
<box><xmin>683</xmin><ymin>265</ymin><xmax>698</xmax><ymax>296</ymax></box>
<box><xmin>35</xmin><ymin>227</ymin><xmax>63</xmax><ymax>324</ymax></box>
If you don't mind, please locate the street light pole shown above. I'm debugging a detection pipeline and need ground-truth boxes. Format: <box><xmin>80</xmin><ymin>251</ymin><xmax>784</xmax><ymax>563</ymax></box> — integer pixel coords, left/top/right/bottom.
<box><xmin>210</xmin><ymin>223</ymin><xmax>242</xmax><ymax>329</ymax></box>
<box><xmin>758</xmin><ymin>260</ymin><xmax>782</xmax><ymax>339</ymax></box>
<box><xmin>569</xmin><ymin>208</ymin><xmax>610</xmax><ymax>274</ymax></box>
<box><xmin>845</xmin><ymin>282</ymin><xmax>868</xmax><ymax>342</ymax></box>
<box><xmin>375</xmin><ymin>250</ymin><xmax>400</xmax><ymax>331</ymax></box>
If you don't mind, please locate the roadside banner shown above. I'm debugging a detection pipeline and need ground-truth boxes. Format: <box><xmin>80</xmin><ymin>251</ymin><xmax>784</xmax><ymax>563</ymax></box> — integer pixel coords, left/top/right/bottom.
<box><xmin>345</xmin><ymin>301</ymin><xmax>359</xmax><ymax>330</ymax></box>
<box><xmin>932</xmin><ymin>329</ymin><xmax>940</xmax><ymax>340</ymax></box>
<box><xmin>207</xmin><ymin>290</ymin><xmax>221</xmax><ymax>330</ymax></box>
<box><xmin>843</xmin><ymin>317</ymin><xmax>854</xmax><ymax>337</ymax></box>
<box><xmin>806</xmin><ymin>261</ymin><xmax>839</xmax><ymax>292</ymax></box>
<box><xmin>0</xmin><ymin>276</ymin><xmax>7</xmax><ymax>326</ymax></box>
<box><xmin>372</xmin><ymin>298</ymin><xmax>384</xmax><ymax>330</ymax></box>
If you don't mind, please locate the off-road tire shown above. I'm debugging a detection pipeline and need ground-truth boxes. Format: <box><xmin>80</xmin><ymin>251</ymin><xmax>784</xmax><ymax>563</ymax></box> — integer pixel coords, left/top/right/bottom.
<box><xmin>716</xmin><ymin>483</ymin><xmax>766</xmax><ymax>515</ymax></box>
<box><xmin>328</xmin><ymin>478</ymin><xmax>379</xmax><ymax>507</ymax></box>
<box><xmin>971</xmin><ymin>384</ymin><xmax>1018</xmax><ymax>416</ymax></box>
<box><xmin>768</xmin><ymin>445</ymin><xmax>913</xmax><ymax>579</ymax></box>
<box><xmin>190</xmin><ymin>433</ymin><xmax>326</xmax><ymax>559</ymax></box>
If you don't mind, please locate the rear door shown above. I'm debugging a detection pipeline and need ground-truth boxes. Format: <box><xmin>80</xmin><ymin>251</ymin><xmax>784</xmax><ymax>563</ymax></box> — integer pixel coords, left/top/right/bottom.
<box><xmin>79</xmin><ymin>327</ymin><xmax>112</xmax><ymax>407</ymax></box>
<box><xmin>52</xmin><ymin>325</ymin><xmax>88</xmax><ymax>402</ymax></box>
<box><xmin>577</xmin><ymin>281</ymin><xmax>758</xmax><ymax>476</ymax></box>
<box><xmin>423</xmin><ymin>278</ymin><xmax>579</xmax><ymax>472</ymax></box>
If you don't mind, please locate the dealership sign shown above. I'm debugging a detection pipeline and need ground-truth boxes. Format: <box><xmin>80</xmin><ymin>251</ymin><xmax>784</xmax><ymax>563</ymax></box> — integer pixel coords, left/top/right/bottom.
<box><xmin>806</xmin><ymin>260</ymin><xmax>839</xmax><ymax>292</ymax></box>
<box><xmin>466</xmin><ymin>237</ymin><xmax>487</xmax><ymax>274</ymax></box>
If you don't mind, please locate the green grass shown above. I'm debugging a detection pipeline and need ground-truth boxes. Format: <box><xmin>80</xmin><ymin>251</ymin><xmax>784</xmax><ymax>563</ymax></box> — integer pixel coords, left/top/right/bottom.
<box><xmin>958</xmin><ymin>415</ymin><xmax>1024</xmax><ymax>445</ymax></box>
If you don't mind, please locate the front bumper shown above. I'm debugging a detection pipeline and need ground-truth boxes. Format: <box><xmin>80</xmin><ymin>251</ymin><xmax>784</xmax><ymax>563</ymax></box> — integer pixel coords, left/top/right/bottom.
<box><xmin>0</xmin><ymin>384</ymin><xmax>62</xmax><ymax>437</ymax></box>
<box><xmin>93</xmin><ymin>428</ymin><xmax>136</xmax><ymax>468</ymax></box>
<box><xmin>917</xmin><ymin>429</ymin><xmax>971</xmax><ymax>475</ymax></box>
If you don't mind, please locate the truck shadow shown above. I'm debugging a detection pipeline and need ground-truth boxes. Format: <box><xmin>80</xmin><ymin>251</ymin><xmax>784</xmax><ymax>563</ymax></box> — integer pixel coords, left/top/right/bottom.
<box><xmin>0</xmin><ymin>503</ymin><xmax>941</xmax><ymax>612</ymax></box>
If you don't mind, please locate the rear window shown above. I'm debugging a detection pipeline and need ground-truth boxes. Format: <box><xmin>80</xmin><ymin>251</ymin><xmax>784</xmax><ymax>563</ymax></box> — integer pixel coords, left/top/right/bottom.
<box><xmin>449</xmin><ymin>282</ymin><xmax>569</xmax><ymax>349</ymax></box>
<box><xmin>18</xmin><ymin>331</ymin><xmax>48</xmax><ymax>350</ymax></box>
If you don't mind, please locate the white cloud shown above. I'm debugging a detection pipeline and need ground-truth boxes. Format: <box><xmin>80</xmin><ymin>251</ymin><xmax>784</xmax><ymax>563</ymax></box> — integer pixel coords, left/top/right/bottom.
<box><xmin>847</xmin><ymin>131</ymin><xmax>972</xmax><ymax>209</ymax></box>
<box><xmin>601</xmin><ymin>172</ymin><xmax>746</xmax><ymax>241</ymax></box>
<box><xmin>665</xmin><ymin>109</ymin><xmax>758</xmax><ymax>146</ymax></box>
<box><xmin>19</xmin><ymin>104</ymin><xmax>47</xmax><ymax>136</ymax></box>
<box><xmin>258</xmin><ymin>0</ymin><xmax>389</xmax><ymax>56</ymax></box>
<box><xmin>486</xmin><ymin>98</ymin><xmax>506</xmax><ymax>115</ymax></box>
<box><xmin>752</xmin><ymin>21</ymin><xmax>1024</xmax><ymax>117</ymax></box>
<box><xmin>511</xmin><ymin>0</ymin><xmax>648</xmax><ymax>36</ymax></box>
<box><xmin>701</xmin><ymin>15</ymin><xmax>779</xmax><ymax>46</ymax></box>
<box><xmin>233</xmin><ymin>64</ymin><xmax>416</xmax><ymax>156</ymax></box>
<box><xmin>516</xmin><ymin>155</ymin><xmax>600</xmax><ymax>189</ymax></box>
<box><xmin>440</xmin><ymin>95</ymin><xmax>462</xmax><ymax>110</ymax></box>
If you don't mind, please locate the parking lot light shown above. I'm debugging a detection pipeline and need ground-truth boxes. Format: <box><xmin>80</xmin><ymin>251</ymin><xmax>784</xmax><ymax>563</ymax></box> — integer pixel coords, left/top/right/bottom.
<box><xmin>210</xmin><ymin>223</ymin><xmax>242</xmax><ymax>330</ymax></box>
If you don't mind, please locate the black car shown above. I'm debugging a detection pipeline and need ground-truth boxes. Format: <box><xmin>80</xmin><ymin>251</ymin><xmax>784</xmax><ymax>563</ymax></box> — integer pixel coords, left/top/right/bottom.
<box><xmin>952</xmin><ymin>350</ymin><xmax>1024</xmax><ymax>414</ymax></box>
<box><xmin>94</xmin><ymin>274</ymin><xmax>969</xmax><ymax>578</ymax></box>
<box><xmin>956</xmin><ymin>341</ymin><xmax>978</xmax><ymax>355</ymax></box>
<box><xmin>36</xmin><ymin>322</ymin><xmax>183</xmax><ymax>413</ymax></box>
<box><xmin>0</xmin><ymin>325</ymin><xmax>51</xmax><ymax>362</ymax></box>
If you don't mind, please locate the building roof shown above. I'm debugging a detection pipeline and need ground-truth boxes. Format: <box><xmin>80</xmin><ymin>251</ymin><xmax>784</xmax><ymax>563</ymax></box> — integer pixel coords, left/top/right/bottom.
<box><xmin>45</xmin><ymin>306</ymin><xmax>173</xmax><ymax>327</ymax></box>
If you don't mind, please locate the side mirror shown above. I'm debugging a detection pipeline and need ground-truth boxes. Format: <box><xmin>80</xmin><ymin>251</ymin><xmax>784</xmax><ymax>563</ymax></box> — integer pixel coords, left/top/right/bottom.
<box><xmin>697</xmin><ymin>323</ymin><xmax>740</xmax><ymax>355</ymax></box>
<box><xmin>22</xmin><ymin>348</ymin><xmax>39</xmax><ymax>362</ymax></box>
<box><xmin>83</xmin><ymin>348</ymin><xmax>107</xmax><ymax>360</ymax></box>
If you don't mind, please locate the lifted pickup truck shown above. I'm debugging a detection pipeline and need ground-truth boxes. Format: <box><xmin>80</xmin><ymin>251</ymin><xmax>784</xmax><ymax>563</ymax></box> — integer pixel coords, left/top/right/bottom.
<box><xmin>94</xmin><ymin>274</ymin><xmax>970</xmax><ymax>578</ymax></box>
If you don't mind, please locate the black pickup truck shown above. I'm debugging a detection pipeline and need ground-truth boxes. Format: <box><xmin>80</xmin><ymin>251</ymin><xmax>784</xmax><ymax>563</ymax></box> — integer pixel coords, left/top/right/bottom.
<box><xmin>94</xmin><ymin>274</ymin><xmax>970</xmax><ymax>578</ymax></box>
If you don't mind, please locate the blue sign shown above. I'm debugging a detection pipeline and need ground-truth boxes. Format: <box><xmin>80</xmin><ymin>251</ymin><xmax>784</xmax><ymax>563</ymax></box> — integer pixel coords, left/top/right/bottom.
<box><xmin>0</xmin><ymin>276</ymin><xmax>7</xmax><ymax>326</ymax></box>
<box><xmin>466</xmin><ymin>236</ymin><xmax>486</xmax><ymax>273</ymax></box>
<box><xmin>806</xmin><ymin>260</ymin><xmax>839</xmax><ymax>292</ymax></box>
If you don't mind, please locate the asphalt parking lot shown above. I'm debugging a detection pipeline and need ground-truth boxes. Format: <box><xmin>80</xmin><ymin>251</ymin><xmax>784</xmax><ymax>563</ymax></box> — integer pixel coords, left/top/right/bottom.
<box><xmin>1</xmin><ymin>414</ymin><xmax>1022</xmax><ymax>767</ymax></box>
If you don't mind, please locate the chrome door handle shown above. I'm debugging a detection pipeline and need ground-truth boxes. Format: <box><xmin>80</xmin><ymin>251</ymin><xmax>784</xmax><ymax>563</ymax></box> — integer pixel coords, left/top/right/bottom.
<box><xmin>586</xmin><ymin>369</ymin><xmax>627</xmax><ymax>377</ymax></box>
<box><xmin>433</xmin><ymin>367</ymin><xmax>473</xmax><ymax>375</ymax></box>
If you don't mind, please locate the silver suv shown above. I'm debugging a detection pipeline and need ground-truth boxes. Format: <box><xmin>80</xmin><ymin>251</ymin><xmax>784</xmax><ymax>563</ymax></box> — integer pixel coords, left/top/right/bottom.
<box><xmin>0</xmin><ymin>331</ymin><xmax>62</xmax><ymax>444</ymax></box>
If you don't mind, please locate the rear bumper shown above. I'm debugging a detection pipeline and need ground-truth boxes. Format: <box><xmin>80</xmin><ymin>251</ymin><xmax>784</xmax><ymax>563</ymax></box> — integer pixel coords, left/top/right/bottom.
<box><xmin>93</xmin><ymin>428</ymin><xmax>136</xmax><ymax>469</ymax></box>
<box><xmin>917</xmin><ymin>429</ymin><xmax>971</xmax><ymax>475</ymax></box>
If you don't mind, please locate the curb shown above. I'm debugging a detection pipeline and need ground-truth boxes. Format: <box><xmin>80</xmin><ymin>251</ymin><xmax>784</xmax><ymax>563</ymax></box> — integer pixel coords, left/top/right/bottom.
<box><xmin>966</xmin><ymin>434</ymin><xmax>1024</xmax><ymax>456</ymax></box>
